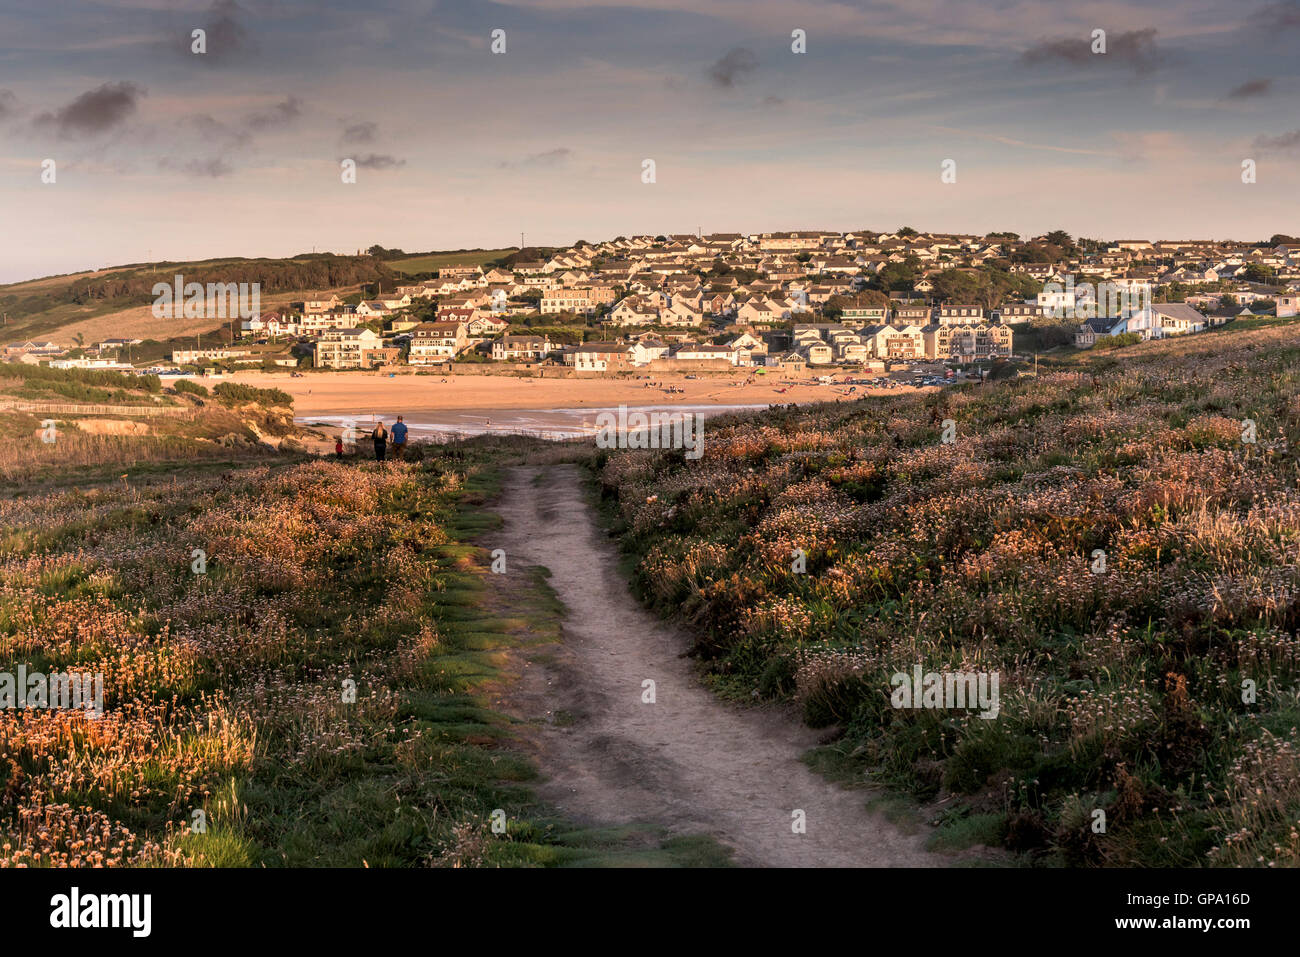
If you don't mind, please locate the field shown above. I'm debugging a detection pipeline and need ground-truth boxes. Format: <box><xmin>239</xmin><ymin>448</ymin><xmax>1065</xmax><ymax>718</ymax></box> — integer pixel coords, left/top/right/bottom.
<box><xmin>384</xmin><ymin>249</ymin><xmax>516</xmax><ymax>276</ymax></box>
<box><xmin>598</xmin><ymin>319</ymin><xmax>1300</xmax><ymax>866</ymax></box>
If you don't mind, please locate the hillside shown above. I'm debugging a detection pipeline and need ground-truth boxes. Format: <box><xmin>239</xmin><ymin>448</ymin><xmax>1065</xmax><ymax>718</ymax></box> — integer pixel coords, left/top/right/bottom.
<box><xmin>597</xmin><ymin>318</ymin><xmax>1300</xmax><ymax>866</ymax></box>
<box><xmin>0</xmin><ymin>253</ymin><xmax>396</xmax><ymax>345</ymax></box>
<box><xmin>0</xmin><ymin>365</ymin><xmax>307</xmax><ymax>486</ymax></box>
<box><xmin>384</xmin><ymin>248</ymin><xmax>516</xmax><ymax>276</ymax></box>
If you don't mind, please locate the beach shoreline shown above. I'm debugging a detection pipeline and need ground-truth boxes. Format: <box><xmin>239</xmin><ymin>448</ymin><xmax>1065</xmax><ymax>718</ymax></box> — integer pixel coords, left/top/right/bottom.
<box><xmin>184</xmin><ymin>368</ymin><xmax>915</xmax><ymax>418</ymax></box>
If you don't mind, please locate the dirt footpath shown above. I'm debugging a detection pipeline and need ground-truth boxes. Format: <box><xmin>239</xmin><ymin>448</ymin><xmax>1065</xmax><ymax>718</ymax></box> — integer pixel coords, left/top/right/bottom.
<box><xmin>493</xmin><ymin>464</ymin><xmax>942</xmax><ymax>867</ymax></box>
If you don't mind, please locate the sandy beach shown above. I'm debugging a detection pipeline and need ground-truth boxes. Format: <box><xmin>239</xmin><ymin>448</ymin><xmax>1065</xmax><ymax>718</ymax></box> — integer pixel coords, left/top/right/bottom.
<box><xmin>190</xmin><ymin>368</ymin><xmax>901</xmax><ymax>418</ymax></box>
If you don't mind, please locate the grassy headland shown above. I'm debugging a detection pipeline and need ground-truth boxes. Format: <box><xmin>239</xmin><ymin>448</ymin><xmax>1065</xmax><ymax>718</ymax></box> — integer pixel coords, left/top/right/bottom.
<box><xmin>0</xmin><ymin>373</ymin><xmax>728</xmax><ymax>866</ymax></box>
<box><xmin>597</xmin><ymin>319</ymin><xmax>1300</xmax><ymax>866</ymax></box>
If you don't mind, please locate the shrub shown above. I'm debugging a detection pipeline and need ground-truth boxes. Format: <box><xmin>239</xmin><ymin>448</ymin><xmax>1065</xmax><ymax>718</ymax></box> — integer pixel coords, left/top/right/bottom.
<box><xmin>212</xmin><ymin>382</ymin><xmax>292</xmax><ymax>407</ymax></box>
<box><xmin>173</xmin><ymin>379</ymin><xmax>209</xmax><ymax>397</ymax></box>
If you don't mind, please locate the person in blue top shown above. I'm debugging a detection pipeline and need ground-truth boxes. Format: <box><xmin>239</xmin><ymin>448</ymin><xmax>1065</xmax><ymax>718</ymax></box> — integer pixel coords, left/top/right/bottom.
<box><xmin>391</xmin><ymin>415</ymin><xmax>408</xmax><ymax>461</ymax></box>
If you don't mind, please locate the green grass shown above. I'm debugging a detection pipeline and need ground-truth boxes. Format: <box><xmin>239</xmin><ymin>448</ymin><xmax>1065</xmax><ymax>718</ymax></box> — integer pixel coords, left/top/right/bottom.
<box><xmin>385</xmin><ymin>249</ymin><xmax>515</xmax><ymax>276</ymax></box>
<box><xmin>0</xmin><ymin>435</ymin><xmax>733</xmax><ymax>868</ymax></box>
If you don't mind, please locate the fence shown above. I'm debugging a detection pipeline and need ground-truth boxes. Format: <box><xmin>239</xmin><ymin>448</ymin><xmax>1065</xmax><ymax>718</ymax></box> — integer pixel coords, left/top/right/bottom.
<box><xmin>0</xmin><ymin>400</ymin><xmax>193</xmax><ymax>417</ymax></box>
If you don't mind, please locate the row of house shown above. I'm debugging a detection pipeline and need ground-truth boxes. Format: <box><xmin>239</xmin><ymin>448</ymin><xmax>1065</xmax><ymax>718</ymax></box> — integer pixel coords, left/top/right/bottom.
<box><xmin>135</xmin><ymin>227</ymin><xmax>1299</xmax><ymax>371</ymax></box>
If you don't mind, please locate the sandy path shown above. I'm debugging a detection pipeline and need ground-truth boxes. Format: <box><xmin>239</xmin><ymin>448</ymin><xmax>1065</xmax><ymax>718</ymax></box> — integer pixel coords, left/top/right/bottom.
<box><xmin>494</xmin><ymin>464</ymin><xmax>939</xmax><ymax>867</ymax></box>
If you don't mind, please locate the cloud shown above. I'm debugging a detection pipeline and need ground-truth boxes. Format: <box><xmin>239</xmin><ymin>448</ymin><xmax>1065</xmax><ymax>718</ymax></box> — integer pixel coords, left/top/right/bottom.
<box><xmin>186</xmin><ymin>113</ymin><xmax>250</xmax><ymax>146</ymax></box>
<box><xmin>1253</xmin><ymin>129</ymin><xmax>1300</xmax><ymax>151</ymax></box>
<box><xmin>1227</xmin><ymin>78</ymin><xmax>1272</xmax><ymax>98</ymax></box>
<box><xmin>499</xmin><ymin>147</ymin><xmax>573</xmax><ymax>169</ymax></box>
<box><xmin>160</xmin><ymin>157</ymin><xmax>233</xmax><ymax>178</ymax></box>
<box><xmin>351</xmin><ymin>153</ymin><xmax>405</xmax><ymax>170</ymax></box>
<box><xmin>341</xmin><ymin>121</ymin><xmax>378</xmax><ymax>144</ymax></box>
<box><xmin>34</xmin><ymin>82</ymin><xmax>144</xmax><ymax>136</ymax></box>
<box><xmin>928</xmin><ymin>124</ymin><xmax>1109</xmax><ymax>156</ymax></box>
<box><xmin>0</xmin><ymin>89</ymin><xmax>16</xmax><ymax>121</ymax></box>
<box><xmin>193</xmin><ymin>0</ymin><xmax>254</xmax><ymax>63</ymax></box>
<box><xmin>1111</xmin><ymin>130</ymin><xmax>1187</xmax><ymax>162</ymax></box>
<box><xmin>1251</xmin><ymin>1</ymin><xmax>1300</xmax><ymax>30</ymax></box>
<box><xmin>762</xmin><ymin>95</ymin><xmax>785</xmax><ymax>108</ymax></box>
<box><xmin>523</xmin><ymin>147</ymin><xmax>572</xmax><ymax>166</ymax></box>
<box><xmin>1021</xmin><ymin>28</ymin><xmax>1159</xmax><ymax>73</ymax></box>
<box><xmin>244</xmin><ymin>97</ymin><xmax>302</xmax><ymax>132</ymax></box>
<box><xmin>707</xmin><ymin>47</ymin><xmax>757</xmax><ymax>88</ymax></box>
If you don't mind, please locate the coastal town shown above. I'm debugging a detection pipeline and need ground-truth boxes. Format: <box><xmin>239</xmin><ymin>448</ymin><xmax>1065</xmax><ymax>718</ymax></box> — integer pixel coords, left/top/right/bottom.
<box><xmin>7</xmin><ymin>230</ymin><xmax>1300</xmax><ymax>376</ymax></box>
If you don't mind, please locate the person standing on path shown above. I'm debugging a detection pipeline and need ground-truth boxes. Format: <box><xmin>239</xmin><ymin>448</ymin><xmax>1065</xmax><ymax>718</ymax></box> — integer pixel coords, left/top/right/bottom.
<box><xmin>371</xmin><ymin>420</ymin><xmax>388</xmax><ymax>462</ymax></box>
<box><xmin>391</xmin><ymin>415</ymin><xmax>408</xmax><ymax>461</ymax></box>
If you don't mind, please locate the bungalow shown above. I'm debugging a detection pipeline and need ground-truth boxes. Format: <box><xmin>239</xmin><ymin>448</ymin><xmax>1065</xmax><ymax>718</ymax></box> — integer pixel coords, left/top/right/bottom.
<box><xmin>1148</xmin><ymin>302</ymin><xmax>1208</xmax><ymax>336</ymax></box>
<box><xmin>567</xmin><ymin>342</ymin><xmax>631</xmax><ymax>372</ymax></box>
<box><xmin>396</xmin><ymin>284</ymin><xmax>435</xmax><ymax>299</ymax></box>
<box><xmin>440</xmin><ymin>264</ymin><xmax>484</xmax><ymax>279</ymax></box>
<box><xmin>466</xmin><ymin>314</ymin><xmax>510</xmax><ymax>337</ymax></box>
<box><xmin>674</xmin><ymin>343</ymin><xmax>738</xmax><ymax>365</ymax></box>
<box><xmin>763</xmin><ymin>351</ymin><xmax>808</xmax><ymax>372</ymax></box>
<box><xmin>1073</xmin><ymin>317</ymin><xmax>1113</xmax><ymax>348</ymax></box>
<box><xmin>356</xmin><ymin>300</ymin><xmax>393</xmax><ymax>318</ymax></box>
<box><xmin>1104</xmin><ymin>302</ymin><xmax>1208</xmax><ymax>341</ymax></box>
<box><xmin>48</xmin><ymin>357</ymin><xmax>134</xmax><ymax>371</ymax></box>
<box><xmin>171</xmin><ymin>345</ymin><xmax>251</xmax><ymax>364</ymax></box>
<box><xmin>628</xmin><ymin>339</ymin><xmax>671</xmax><ymax>365</ymax></box>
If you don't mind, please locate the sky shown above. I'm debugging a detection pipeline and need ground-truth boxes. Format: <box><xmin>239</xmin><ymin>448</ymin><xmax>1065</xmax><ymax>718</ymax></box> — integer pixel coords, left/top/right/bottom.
<box><xmin>1</xmin><ymin>0</ymin><xmax>1298</xmax><ymax>283</ymax></box>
